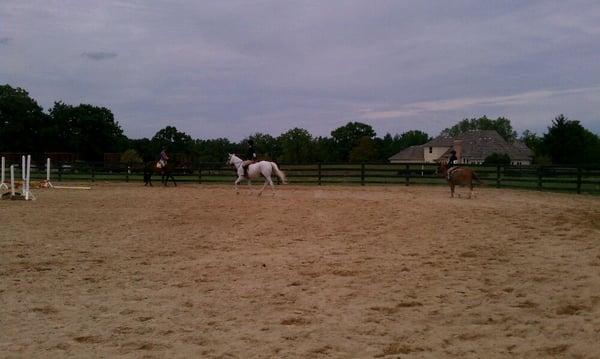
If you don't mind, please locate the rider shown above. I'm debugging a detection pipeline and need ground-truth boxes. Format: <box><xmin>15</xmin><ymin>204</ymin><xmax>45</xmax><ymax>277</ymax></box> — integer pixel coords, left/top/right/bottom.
<box><xmin>157</xmin><ymin>147</ymin><xmax>169</xmax><ymax>168</ymax></box>
<box><xmin>447</xmin><ymin>149</ymin><xmax>458</xmax><ymax>180</ymax></box>
<box><xmin>242</xmin><ymin>139</ymin><xmax>257</xmax><ymax>178</ymax></box>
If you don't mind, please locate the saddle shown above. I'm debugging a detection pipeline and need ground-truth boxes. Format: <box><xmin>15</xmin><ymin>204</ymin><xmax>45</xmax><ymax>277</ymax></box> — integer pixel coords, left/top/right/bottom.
<box><xmin>447</xmin><ymin>166</ymin><xmax>459</xmax><ymax>180</ymax></box>
<box><xmin>242</xmin><ymin>160</ymin><xmax>255</xmax><ymax>179</ymax></box>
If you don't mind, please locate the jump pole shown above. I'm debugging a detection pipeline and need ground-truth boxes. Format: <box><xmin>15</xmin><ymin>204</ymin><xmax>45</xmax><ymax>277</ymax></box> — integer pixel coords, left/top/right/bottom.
<box><xmin>0</xmin><ymin>157</ymin><xmax>7</xmax><ymax>190</ymax></box>
<box><xmin>45</xmin><ymin>158</ymin><xmax>54</xmax><ymax>188</ymax></box>
<box><xmin>46</xmin><ymin>158</ymin><xmax>90</xmax><ymax>190</ymax></box>
<box><xmin>23</xmin><ymin>155</ymin><xmax>35</xmax><ymax>200</ymax></box>
<box><xmin>10</xmin><ymin>165</ymin><xmax>15</xmax><ymax>196</ymax></box>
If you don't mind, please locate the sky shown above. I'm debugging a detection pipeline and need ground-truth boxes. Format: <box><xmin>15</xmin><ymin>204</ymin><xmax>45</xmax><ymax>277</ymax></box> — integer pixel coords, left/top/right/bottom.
<box><xmin>1</xmin><ymin>0</ymin><xmax>599</xmax><ymax>140</ymax></box>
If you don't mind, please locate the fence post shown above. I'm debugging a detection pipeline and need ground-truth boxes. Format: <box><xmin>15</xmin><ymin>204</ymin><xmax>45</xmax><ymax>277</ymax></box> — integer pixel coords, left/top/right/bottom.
<box><xmin>576</xmin><ymin>167</ymin><xmax>582</xmax><ymax>194</ymax></box>
<box><xmin>361</xmin><ymin>163</ymin><xmax>365</xmax><ymax>186</ymax></box>
<box><xmin>91</xmin><ymin>163</ymin><xmax>95</xmax><ymax>182</ymax></box>
<box><xmin>125</xmin><ymin>163</ymin><xmax>130</xmax><ymax>183</ymax></box>
<box><xmin>537</xmin><ymin>166</ymin><xmax>543</xmax><ymax>191</ymax></box>
<box><xmin>496</xmin><ymin>165</ymin><xmax>501</xmax><ymax>188</ymax></box>
<box><xmin>58</xmin><ymin>161</ymin><xmax>63</xmax><ymax>181</ymax></box>
<box><xmin>318</xmin><ymin>163</ymin><xmax>322</xmax><ymax>186</ymax></box>
<box><xmin>198</xmin><ymin>167</ymin><xmax>202</xmax><ymax>184</ymax></box>
<box><xmin>404</xmin><ymin>164</ymin><xmax>410</xmax><ymax>186</ymax></box>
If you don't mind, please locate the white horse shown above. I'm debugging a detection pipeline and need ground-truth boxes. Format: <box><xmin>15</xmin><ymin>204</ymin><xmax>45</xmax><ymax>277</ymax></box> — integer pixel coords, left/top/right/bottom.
<box><xmin>227</xmin><ymin>154</ymin><xmax>287</xmax><ymax>195</ymax></box>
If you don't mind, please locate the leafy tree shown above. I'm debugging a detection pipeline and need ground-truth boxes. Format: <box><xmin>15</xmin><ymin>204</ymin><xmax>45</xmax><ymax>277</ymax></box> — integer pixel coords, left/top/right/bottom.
<box><xmin>128</xmin><ymin>138</ymin><xmax>154</xmax><ymax>162</ymax></box>
<box><xmin>0</xmin><ymin>84</ymin><xmax>48</xmax><ymax>153</ymax></box>
<box><xmin>376</xmin><ymin>130</ymin><xmax>431</xmax><ymax>161</ymax></box>
<box><xmin>313</xmin><ymin>136</ymin><xmax>337</xmax><ymax>162</ymax></box>
<box><xmin>278</xmin><ymin>128</ymin><xmax>313</xmax><ymax>163</ymax></box>
<box><xmin>120</xmin><ymin>149</ymin><xmax>143</xmax><ymax>164</ymax></box>
<box><xmin>443</xmin><ymin>116</ymin><xmax>517</xmax><ymax>142</ymax></box>
<box><xmin>244</xmin><ymin>132</ymin><xmax>280</xmax><ymax>160</ymax></box>
<box><xmin>520</xmin><ymin>130</ymin><xmax>542</xmax><ymax>155</ymax></box>
<box><xmin>195</xmin><ymin>138</ymin><xmax>237</xmax><ymax>163</ymax></box>
<box><xmin>483</xmin><ymin>153</ymin><xmax>511</xmax><ymax>165</ymax></box>
<box><xmin>152</xmin><ymin>126</ymin><xmax>194</xmax><ymax>154</ymax></box>
<box><xmin>541</xmin><ymin>115</ymin><xmax>600</xmax><ymax>164</ymax></box>
<box><xmin>349</xmin><ymin>136</ymin><xmax>377</xmax><ymax>162</ymax></box>
<box><xmin>331</xmin><ymin>122</ymin><xmax>376</xmax><ymax>162</ymax></box>
<box><xmin>48</xmin><ymin>102</ymin><xmax>126</xmax><ymax>160</ymax></box>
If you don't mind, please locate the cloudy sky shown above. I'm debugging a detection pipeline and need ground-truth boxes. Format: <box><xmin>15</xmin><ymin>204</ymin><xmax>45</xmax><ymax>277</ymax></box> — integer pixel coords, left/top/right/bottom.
<box><xmin>2</xmin><ymin>0</ymin><xmax>599</xmax><ymax>140</ymax></box>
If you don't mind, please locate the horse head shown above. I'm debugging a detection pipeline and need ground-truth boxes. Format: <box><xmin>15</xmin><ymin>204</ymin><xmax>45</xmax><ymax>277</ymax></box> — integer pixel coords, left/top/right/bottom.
<box><xmin>435</xmin><ymin>162</ymin><xmax>448</xmax><ymax>176</ymax></box>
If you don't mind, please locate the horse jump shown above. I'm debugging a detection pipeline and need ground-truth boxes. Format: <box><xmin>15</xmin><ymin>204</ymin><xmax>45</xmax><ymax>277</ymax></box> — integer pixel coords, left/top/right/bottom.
<box><xmin>44</xmin><ymin>158</ymin><xmax>91</xmax><ymax>190</ymax></box>
<box><xmin>1</xmin><ymin>155</ymin><xmax>35</xmax><ymax>200</ymax></box>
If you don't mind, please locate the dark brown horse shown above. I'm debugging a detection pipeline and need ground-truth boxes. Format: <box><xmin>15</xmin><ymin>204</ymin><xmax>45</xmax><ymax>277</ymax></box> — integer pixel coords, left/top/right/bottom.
<box><xmin>437</xmin><ymin>163</ymin><xmax>481</xmax><ymax>198</ymax></box>
<box><xmin>143</xmin><ymin>161</ymin><xmax>177</xmax><ymax>187</ymax></box>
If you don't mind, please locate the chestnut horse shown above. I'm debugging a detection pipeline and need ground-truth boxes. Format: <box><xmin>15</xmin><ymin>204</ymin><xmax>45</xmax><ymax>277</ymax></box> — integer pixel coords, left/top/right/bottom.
<box><xmin>143</xmin><ymin>161</ymin><xmax>177</xmax><ymax>187</ymax></box>
<box><xmin>437</xmin><ymin>163</ymin><xmax>481</xmax><ymax>198</ymax></box>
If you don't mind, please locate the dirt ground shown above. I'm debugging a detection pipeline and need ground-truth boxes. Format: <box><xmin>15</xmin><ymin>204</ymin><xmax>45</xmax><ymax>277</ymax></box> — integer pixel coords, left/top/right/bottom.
<box><xmin>1</xmin><ymin>183</ymin><xmax>599</xmax><ymax>358</ymax></box>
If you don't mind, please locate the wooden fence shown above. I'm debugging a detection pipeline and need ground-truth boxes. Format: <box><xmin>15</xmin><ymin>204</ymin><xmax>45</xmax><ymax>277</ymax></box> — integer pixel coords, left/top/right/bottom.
<box><xmin>11</xmin><ymin>160</ymin><xmax>600</xmax><ymax>195</ymax></box>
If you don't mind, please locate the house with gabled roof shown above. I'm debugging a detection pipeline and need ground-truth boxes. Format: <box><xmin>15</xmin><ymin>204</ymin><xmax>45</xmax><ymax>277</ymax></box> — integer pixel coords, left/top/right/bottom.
<box><xmin>389</xmin><ymin>130</ymin><xmax>533</xmax><ymax>165</ymax></box>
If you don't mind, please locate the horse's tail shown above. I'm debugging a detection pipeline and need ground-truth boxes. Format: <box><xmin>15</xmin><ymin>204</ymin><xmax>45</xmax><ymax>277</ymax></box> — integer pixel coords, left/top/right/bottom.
<box><xmin>271</xmin><ymin>162</ymin><xmax>287</xmax><ymax>184</ymax></box>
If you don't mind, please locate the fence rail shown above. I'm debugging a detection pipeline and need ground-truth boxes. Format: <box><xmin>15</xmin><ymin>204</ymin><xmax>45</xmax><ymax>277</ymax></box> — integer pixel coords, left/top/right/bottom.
<box><xmin>5</xmin><ymin>160</ymin><xmax>600</xmax><ymax>195</ymax></box>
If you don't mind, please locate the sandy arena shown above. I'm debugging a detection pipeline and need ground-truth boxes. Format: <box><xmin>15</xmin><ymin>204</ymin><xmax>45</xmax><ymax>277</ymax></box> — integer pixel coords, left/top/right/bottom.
<box><xmin>1</xmin><ymin>183</ymin><xmax>599</xmax><ymax>358</ymax></box>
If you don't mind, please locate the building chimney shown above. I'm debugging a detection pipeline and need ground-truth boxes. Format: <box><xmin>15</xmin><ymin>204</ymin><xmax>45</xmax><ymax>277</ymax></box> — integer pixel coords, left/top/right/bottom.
<box><xmin>453</xmin><ymin>139</ymin><xmax>463</xmax><ymax>163</ymax></box>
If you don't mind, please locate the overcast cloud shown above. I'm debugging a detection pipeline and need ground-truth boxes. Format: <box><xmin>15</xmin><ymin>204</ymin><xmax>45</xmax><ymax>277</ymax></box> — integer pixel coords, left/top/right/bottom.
<box><xmin>1</xmin><ymin>0</ymin><xmax>599</xmax><ymax>140</ymax></box>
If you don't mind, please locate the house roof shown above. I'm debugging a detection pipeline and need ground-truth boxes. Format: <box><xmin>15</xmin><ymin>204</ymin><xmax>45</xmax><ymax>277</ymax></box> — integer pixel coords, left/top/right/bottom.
<box><xmin>439</xmin><ymin>130</ymin><xmax>532</xmax><ymax>161</ymax></box>
<box><xmin>388</xmin><ymin>130</ymin><xmax>534</xmax><ymax>163</ymax></box>
<box><xmin>423</xmin><ymin>134</ymin><xmax>454</xmax><ymax>147</ymax></box>
<box><xmin>388</xmin><ymin>145</ymin><xmax>424</xmax><ymax>162</ymax></box>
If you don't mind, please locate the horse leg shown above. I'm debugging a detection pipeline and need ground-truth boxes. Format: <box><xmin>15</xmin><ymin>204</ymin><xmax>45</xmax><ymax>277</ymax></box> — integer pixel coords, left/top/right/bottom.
<box><xmin>258</xmin><ymin>177</ymin><xmax>269</xmax><ymax>196</ymax></box>
<box><xmin>450</xmin><ymin>183</ymin><xmax>455</xmax><ymax>198</ymax></box>
<box><xmin>170</xmin><ymin>174</ymin><xmax>177</xmax><ymax>187</ymax></box>
<box><xmin>469</xmin><ymin>180</ymin><xmax>473</xmax><ymax>199</ymax></box>
<box><xmin>268</xmin><ymin>177</ymin><xmax>275</xmax><ymax>196</ymax></box>
<box><xmin>234</xmin><ymin>177</ymin><xmax>242</xmax><ymax>194</ymax></box>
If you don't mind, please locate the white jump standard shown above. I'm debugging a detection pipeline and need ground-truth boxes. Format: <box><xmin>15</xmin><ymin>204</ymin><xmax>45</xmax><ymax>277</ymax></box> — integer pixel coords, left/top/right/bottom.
<box><xmin>0</xmin><ymin>157</ymin><xmax>8</xmax><ymax>190</ymax></box>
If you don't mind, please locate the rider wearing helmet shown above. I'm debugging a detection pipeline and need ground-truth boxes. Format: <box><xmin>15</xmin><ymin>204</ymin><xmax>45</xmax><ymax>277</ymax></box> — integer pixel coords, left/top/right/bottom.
<box><xmin>157</xmin><ymin>147</ymin><xmax>169</xmax><ymax>168</ymax></box>
<box><xmin>242</xmin><ymin>139</ymin><xmax>257</xmax><ymax>178</ymax></box>
<box><xmin>447</xmin><ymin>149</ymin><xmax>458</xmax><ymax>180</ymax></box>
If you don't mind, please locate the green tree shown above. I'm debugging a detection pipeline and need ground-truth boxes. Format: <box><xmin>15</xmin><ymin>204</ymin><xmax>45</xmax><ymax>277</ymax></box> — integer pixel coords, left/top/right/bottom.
<box><xmin>313</xmin><ymin>136</ymin><xmax>337</xmax><ymax>162</ymax></box>
<box><xmin>195</xmin><ymin>138</ymin><xmax>236</xmax><ymax>163</ymax></box>
<box><xmin>520</xmin><ymin>130</ymin><xmax>542</xmax><ymax>155</ymax></box>
<box><xmin>349</xmin><ymin>136</ymin><xmax>377</xmax><ymax>162</ymax></box>
<box><xmin>120</xmin><ymin>149</ymin><xmax>143</xmax><ymax>164</ymax></box>
<box><xmin>128</xmin><ymin>138</ymin><xmax>154</xmax><ymax>162</ymax></box>
<box><xmin>0</xmin><ymin>84</ymin><xmax>48</xmax><ymax>153</ymax></box>
<box><xmin>541</xmin><ymin>115</ymin><xmax>600</xmax><ymax>164</ymax></box>
<box><xmin>152</xmin><ymin>126</ymin><xmax>194</xmax><ymax>154</ymax></box>
<box><xmin>48</xmin><ymin>102</ymin><xmax>126</xmax><ymax>160</ymax></box>
<box><xmin>278</xmin><ymin>128</ymin><xmax>313</xmax><ymax>163</ymax></box>
<box><xmin>244</xmin><ymin>132</ymin><xmax>280</xmax><ymax>160</ymax></box>
<box><xmin>483</xmin><ymin>153</ymin><xmax>511</xmax><ymax>165</ymax></box>
<box><xmin>331</xmin><ymin>122</ymin><xmax>376</xmax><ymax>162</ymax></box>
<box><xmin>376</xmin><ymin>130</ymin><xmax>430</xmax><ymax>161</ymax></box>
<box><xmin>443</xmin><ymin>116</ymin><xmax>517</xmax><ymax>142</ymax></box>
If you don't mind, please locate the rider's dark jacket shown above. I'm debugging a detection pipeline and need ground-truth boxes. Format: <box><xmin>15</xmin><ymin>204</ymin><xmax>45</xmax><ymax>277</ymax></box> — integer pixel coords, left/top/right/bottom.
<box><xmin>448</xmin><ymin>154</ymin><xmax>458</xmax><ymax>168</ymax></box>
<box><xmin>246</xmin><ymin>145</ymin><xmax>257</xmax><ymax>161</ymax></box>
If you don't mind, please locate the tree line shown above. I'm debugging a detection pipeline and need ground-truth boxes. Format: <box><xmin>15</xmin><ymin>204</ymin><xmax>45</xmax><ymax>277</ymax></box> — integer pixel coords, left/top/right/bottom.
<box><xmin>1</xmin><ymin>84</ymin><xmax>599</xmax><ymax>165</ymax></box>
